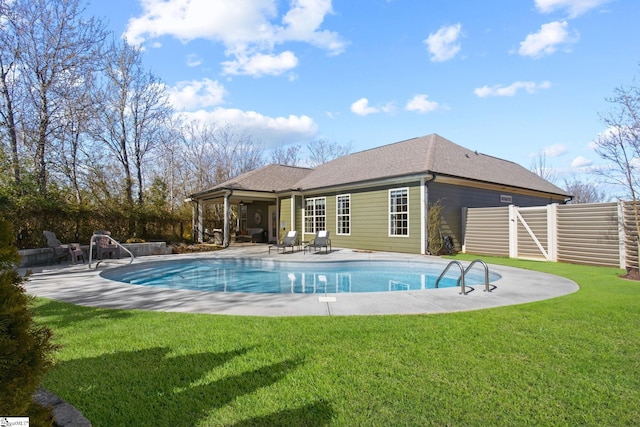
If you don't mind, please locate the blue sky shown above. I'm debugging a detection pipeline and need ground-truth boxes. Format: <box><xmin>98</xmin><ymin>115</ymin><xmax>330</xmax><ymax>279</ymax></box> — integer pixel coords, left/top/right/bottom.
<box><xmin>85</xmin><ymin>0</ymin><xmax>639</xmax><ymax>184</ymax></box>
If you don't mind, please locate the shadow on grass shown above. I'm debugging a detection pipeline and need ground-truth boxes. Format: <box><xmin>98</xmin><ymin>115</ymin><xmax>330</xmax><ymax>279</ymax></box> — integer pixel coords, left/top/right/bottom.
<box><xmin>46</xmin><ymin>346</ymin><xmax>310</xmax><ymax>425</ymax></box>
<box><xmin>230</xmin><ymin>400</ymin><xmax>334</xmax><ymax>426</ymax></box>
<box><xmin>33</xmin><ymin>299</ymin><xmax>133</xmax><ymax>329</ymax></box>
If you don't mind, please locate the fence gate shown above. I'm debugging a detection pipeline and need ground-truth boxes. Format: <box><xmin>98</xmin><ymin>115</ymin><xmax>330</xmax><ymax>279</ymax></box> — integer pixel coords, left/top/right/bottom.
<box><xmin>510</xmin><ymin>205</ymin><xmax>554</xmax><ymax>261</ymax></box>
<box><xmin>463</xmin><ymin>202</ymin><xmax>626</xmax><ymax>269</ymax></box>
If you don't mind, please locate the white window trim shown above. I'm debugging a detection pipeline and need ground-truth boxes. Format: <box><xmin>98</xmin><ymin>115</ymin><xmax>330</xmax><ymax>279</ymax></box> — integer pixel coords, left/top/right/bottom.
<box><xmin>389</xmin><ymin>187</ymin><xmax>409</xmax><ymax>237</ymax></box>
<box><xmin>336</xmin><ymin>194</ymin><xmax>351</xmax><ymax>236</ymax></box>
<box><xmin>304</xmin><ymin>196</ymin><xmax>327</xmax><ymax>234</ymax></box>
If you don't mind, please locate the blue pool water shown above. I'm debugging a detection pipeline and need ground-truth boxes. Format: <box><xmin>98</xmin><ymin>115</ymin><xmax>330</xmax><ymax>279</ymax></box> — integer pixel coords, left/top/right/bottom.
<box><xmin>102</xmin><ymin>259</ymin><xmax>501</xmax><ymax>294</ymax></box>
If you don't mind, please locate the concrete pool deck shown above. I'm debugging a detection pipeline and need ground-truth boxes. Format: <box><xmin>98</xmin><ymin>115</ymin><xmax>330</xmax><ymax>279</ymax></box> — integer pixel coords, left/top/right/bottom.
<box><xmin>22</xmin><ymin>245</ymin><xmax>579</xmax><ymax>316</ymax></box>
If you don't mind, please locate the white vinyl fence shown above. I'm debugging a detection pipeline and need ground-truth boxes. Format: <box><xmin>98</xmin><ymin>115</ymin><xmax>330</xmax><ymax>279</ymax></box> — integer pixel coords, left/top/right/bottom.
<box><xmin>463</xmin><ymin>202</ymin><xmax>630</xmax><ymax>269</ymax></box>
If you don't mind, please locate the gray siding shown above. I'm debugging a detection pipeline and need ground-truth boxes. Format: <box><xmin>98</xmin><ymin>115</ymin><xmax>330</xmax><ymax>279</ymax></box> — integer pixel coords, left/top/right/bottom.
<box><xmin>429</xmin><ymin>182</ymin><xmax>555</xmax><ymax>251</ymax></box>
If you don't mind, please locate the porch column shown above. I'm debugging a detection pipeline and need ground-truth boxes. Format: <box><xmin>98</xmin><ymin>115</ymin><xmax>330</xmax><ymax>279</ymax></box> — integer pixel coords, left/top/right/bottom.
<box><xmin>196</xmin><ymin>200</ymin><xmax>203</xmax><ymax>243</ymax></box>
<box><xmin>223</xmin><ymin>192</ymin><xmax>231</xmax><ymax>247</ymax></box>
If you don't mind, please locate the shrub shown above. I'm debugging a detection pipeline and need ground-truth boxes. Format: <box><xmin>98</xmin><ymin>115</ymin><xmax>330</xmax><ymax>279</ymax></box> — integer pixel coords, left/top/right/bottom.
<box><xmin>0</xmin><ymin>218</ymin><xmax>58</xmax><ymax>424</ymax></box>
<box><xmin>427</xmin><ymin>200</ymin><xmax>444</xmax><ymax>255</ymax></box>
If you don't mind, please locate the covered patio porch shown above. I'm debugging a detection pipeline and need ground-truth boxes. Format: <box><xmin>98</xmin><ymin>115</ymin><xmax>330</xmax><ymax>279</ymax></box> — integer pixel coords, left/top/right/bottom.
<box><xmin>188</xmin><ymin>189</ymin><xmax>280</xmax><ymax>247</ymax></box>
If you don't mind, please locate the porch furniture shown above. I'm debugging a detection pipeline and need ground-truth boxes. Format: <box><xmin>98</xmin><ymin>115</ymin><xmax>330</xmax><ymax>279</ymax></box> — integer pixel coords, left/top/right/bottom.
<box><xmin>305</xmin><ymin>230</ymin><xmax>331</xmax><ymax>254</ymax></box>
<box><xmin>268</xmin><ymin>230</ymin><xmax>298</xmax><ymax>254</ymax></box>
<box><xmin>93</xmin><ymin>230</ymin><xmax>120</xmax><ymax>259</ymax></box>
<box><xmin>236</xmin><ymin>227</ymin><xmax>266</xmax><ymax>243</ymax></box>
<box><xmin>43</xmin><ymin>230</ymin><xmax>85</xmax><ymax>264</ymax></box>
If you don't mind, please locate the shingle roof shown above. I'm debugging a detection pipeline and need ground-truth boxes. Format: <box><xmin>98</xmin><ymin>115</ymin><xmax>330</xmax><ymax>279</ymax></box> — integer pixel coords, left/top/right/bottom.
<box><xmin>192</xmin><ymin>134</ymin><xmax>570</xmax><ymax>198</ymax></box>
<box><xmin>296</xmin><ymin>134</ymin><xmax>570</xmax><ymax>196</ymax></box>
<box><xmin>192</xmin><ymin>164</ymin><xmax>313</xmax><ymax>196</ymax></box>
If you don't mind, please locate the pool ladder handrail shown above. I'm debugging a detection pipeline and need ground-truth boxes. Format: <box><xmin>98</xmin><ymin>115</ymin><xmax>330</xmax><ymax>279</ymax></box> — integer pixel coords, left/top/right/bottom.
<box><xmin>88</xmin><ymin>233</ymin><xmax>134</xmax><ymax>269</ymax></box>
<box><xmin>435</xmin><ymin>260</ymin><xmax>469</xmax><ymax>294</ymax></box>
<box><xmin>435</xmin><ymin>259</ymin><xmax>496</xmax><ymax>295</ymax></box>
<box><xmin>456</xmin><ymin>259</ymin><xmax>496</xmax><ymax>293</ymax></box>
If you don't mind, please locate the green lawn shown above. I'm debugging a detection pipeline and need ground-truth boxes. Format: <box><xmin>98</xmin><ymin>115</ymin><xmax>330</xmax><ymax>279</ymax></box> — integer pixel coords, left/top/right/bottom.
<box><xmin>33</xmin><ymin>255</ymin><xmax>640</xmax><ymax>426</ymax></box>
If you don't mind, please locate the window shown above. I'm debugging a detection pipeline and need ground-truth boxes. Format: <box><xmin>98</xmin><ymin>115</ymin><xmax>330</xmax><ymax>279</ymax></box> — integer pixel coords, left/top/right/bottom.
<box><xmin>389</xmin><ymin>188</ymin><xmax>408</xmax><ymax>236</ymax></box>
<box><xmin>304</xmin><ymin>197</ymin><xmax>326</xmax><ymax>233</ymax></box>
<box><xmin>239</xmin><ymin>204</ymin><xmax>247</xmax><ymax>231</ymax></box>
<box><xmin>336</xmin><ymin>194</ymin><xmax>351</xmax><ymax>235</ymax></box>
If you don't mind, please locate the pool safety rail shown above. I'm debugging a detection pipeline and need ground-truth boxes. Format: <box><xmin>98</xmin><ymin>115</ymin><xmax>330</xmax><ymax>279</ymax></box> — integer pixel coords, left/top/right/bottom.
<box><xmin>435</xmin><ymin>259</ymin><xmax>496</xmax><ymax>295</ymax></box>
<box><xmin>88</xmin><ymin>233</ymin><xmax>134</xmax><ymax>269</ymax></box>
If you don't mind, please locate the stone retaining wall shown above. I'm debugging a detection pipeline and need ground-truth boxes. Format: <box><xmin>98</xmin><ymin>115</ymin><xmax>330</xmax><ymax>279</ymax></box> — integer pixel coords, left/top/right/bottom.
<box><xmin>18</xmin><ymin>242</ymin><xmax>172</xmax><ymax>267</ymax></box>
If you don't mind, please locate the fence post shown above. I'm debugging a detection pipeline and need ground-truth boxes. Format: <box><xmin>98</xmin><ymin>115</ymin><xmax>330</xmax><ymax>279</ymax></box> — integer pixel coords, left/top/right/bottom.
<box><xmin>618</xmin><ymin>201</ymin><xmax>627</xmax><ymax>270</ymax></box>
<box><xmin>508</xmin><ymin>204</ymin><xmax>517</xmax><ymax>259</ymax></box>
<box><xmin>547</xmin><ymin>203</ymin><xmax>558</xmax><ymax>262</ymax></box>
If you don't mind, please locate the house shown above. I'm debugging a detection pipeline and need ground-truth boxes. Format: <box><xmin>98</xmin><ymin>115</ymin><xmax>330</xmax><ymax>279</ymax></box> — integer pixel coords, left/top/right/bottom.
<box><xmin>188</xmin><ymin>134</ymin><xmax>572</xmax><ymax>254</ymax></box>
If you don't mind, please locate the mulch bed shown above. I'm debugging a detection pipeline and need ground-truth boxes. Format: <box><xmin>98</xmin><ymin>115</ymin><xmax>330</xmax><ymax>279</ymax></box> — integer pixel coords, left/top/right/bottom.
<box><xmin>621</xmin><ymin>267</ymin><xmax>640</xmax><ymax>281</ymax></box>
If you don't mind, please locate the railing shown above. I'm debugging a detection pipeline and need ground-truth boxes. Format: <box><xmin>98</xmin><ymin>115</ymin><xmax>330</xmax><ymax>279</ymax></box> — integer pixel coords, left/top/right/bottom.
<box><xmin>88</xmin><ymin>233</ymin><xmax>134</xmax><ymax>269</ymax></box>
<box><xmin>456</xmin><ymin>259</ymin><xmax>496</xmax><ymax>293</ymax></box>
<box><xmin>435</xmin><ymin>260</ymin><xmax>469</xmax><ymax>294</ymax></box>
<box><xmin>435</xmin><ymin>259</ymin><xmax>496</xmax><ymax>295</ymax></box>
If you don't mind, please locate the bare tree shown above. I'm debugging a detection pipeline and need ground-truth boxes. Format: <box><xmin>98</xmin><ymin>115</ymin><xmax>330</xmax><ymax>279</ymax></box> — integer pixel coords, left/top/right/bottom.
<box><xmin>175</xmin><ymin>119</ymin><xmax>222</xmax><ymax>194</ymax></box>
<box><xmin>8</xmin><ymin>0</ymin><xmax>106</xmax><ymax>194</ymax></box>
<box><xmin>170</xmin><ymin>119</ymin><xmax>264</xmax><ymax>197</ymax></box>
<box><xmin>306</xmin><ymin>138</ymin><xmax>352</xmax><ymax>166</ymax></box>
<box><xmin>563</xmin><ymin>176</ymin><xmax>608</xmax><ymax>204</ymax></box>
<box><xmin>91</xmin><ymin>39</ymin><xmax>172</xmax><ymax>206</ymax></box>
<box><xmin>594</xmin><ymin>68</ymin><xmax>640</xmax><ymax>265</ymax></box>
<box><xmin>212</xmin><ymin>124</ymin><xmax>264</xmax><ymax>182</ymax></box>
<box><xmin>270</xmin><ymin>144</ymin><xmax>302</xmax><ymax>166</ymax></box>
<box><xmin>0</xmin><ymin>1</ymin><xmax>22</xmax><ymax>186</ymax></box>
<box><xmin>529</xmin><ymin>152</ymin><xmax>557</xmax><ymax>183</ymax></box>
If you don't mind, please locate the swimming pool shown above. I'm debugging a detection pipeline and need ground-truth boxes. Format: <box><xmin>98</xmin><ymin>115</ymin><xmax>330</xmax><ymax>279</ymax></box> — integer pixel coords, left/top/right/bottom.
<box><xmin>102</xmin><ymin>259</ymin><xmax>501</xmax><ymax>294</ymax></box>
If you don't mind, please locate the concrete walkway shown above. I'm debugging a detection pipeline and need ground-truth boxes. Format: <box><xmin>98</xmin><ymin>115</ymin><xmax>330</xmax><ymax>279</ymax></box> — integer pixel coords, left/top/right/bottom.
<box><xmin>22</xmin><ymin>245</ymin><xmax>579</xmax><ymax>316</ymax></box>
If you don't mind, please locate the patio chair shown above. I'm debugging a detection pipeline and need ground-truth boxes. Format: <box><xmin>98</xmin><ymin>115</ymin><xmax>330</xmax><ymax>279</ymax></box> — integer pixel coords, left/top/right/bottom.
<box><xmin>43</xmin><ymin>230</ymin><xmax>85</xmax><ymax>264</ymax></box>
<box><xmin>305</xmin><ymin>230</ymin><xmax>331</xmax><ymax>254</ymax></box>
<box><xmin>268</xmin><ymin>230</ymin><xmax>298</xmax><ymax>254</ymax></box>
<box><xmin>93</xmin><ymin>230</ymin><xmax>120</xmax><ymax>259</ymax></box>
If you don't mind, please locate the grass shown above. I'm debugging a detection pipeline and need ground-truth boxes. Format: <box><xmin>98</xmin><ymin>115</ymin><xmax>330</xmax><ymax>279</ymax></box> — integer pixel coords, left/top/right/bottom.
<box><xmin>32</xmin><ymin>254</ymin><xmax>640</xmax><ymax>426</ymax></box>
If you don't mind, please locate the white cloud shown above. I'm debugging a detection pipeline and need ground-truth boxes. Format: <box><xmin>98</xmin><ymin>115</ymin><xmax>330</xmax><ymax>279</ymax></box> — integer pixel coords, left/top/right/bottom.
<box><xmin>350</xmin><ymin>98</ymin><xmax>378</xmax><ymax>116</ymax></box>
<box><xmin>177</xmin><ymin>107</ymin><xmax>318</xmax><ymax>148</ymax></box>
<box><xmin>424</xmin><ymin>23</ymin><xmax>462</xmax><ymax>62</ymax></box>
<box><xmin>542</xmin><ymin>143</ymin><xmax>569</xmax><ymax>157</ymax></box>
<box><xmin>186</xmin><ymin>54</ymin><xmax>202</xmax><ymax>67</ymax></box>
<box><xmin>405</xmin><ymin>94</ymin><xmax>439</xmax><ymax>113</ymax></box>
<box><xmin>571</xmin><ymin>156</ymin><xmax>592</xmax><ymax>167</ymax></box>
<box><xmin>167</xmin><ymin>78</ymin><xmax>227</xmax><ymax>110</ymax></box>
<box><xmin>474</xmin><ymin>80</ymin><xmax>552</xmax><ymax>97</ymax></box>
<box><xmin>124</xmin><ymin>0</ymin><xmax>345</xmax><ymax>77</ymax></box>
<box><xmin>278</xmin><ymin>0</ymin><xmax>345</xmax><ymax>55</ymax></box>
<box><xmin>518</xmin><ymin>20</ymin><xmax>578</xmax><ymax>58</ymax></box>
<box><xmin>221</xmin><ymin>51</ymin><xmax>299</xmax><ymax>76</ymax></box>
<box><xmin>350</xmin><ymin>98</ymin><xmax>394</xmax><ymax>116</ymax></box>
<box><xmin>535</xmin><ymin>0</ymin><xmax>613</xmax><ymax>18</ymax></box>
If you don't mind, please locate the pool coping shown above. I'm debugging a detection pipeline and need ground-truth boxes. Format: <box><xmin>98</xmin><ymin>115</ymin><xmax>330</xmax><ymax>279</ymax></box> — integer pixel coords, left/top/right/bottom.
<box><xmin>22</xmin><ymin>245</ymin><xmax>579</xmax><ymax>316</ymax></box>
